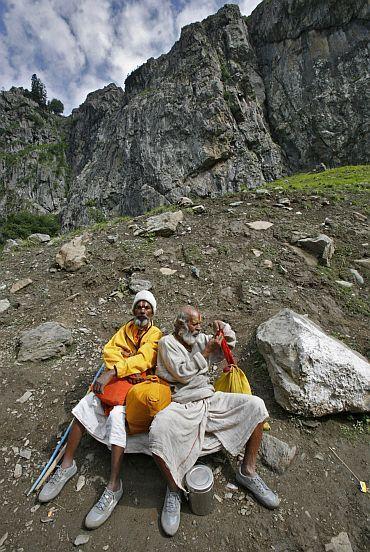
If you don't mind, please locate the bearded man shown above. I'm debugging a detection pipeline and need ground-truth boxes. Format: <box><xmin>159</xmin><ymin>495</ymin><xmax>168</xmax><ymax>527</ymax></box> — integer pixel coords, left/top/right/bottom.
<box><xmin>39</xmin><ymin>291</ymin><xmax>162</xmax><ymax>529</ymax></box>
<box><xmin>149</xmin><ymin>306</ymin><xmax>279</xmax><ymax>536</ymax></box>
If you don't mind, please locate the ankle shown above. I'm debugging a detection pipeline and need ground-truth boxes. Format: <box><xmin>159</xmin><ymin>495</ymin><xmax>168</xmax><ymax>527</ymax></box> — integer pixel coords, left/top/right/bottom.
<box><xmin>240</xmin><ymin>465</ymin><xmax>256</xmax><ymax>477</ymax></box>
<box><xmin>107</xmin><ymin>481</ymin><xmax>120</xmax><ymax>492</ymax></box>
<box><xmin>61</xmin><ymin>458</ymin><xmax>73</xmax><ymax>469</ymax></box>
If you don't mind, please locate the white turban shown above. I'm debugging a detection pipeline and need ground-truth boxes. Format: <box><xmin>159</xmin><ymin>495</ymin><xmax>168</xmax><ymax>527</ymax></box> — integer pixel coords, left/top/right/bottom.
<box><xmin>132</xmin><ymin>290</ymin><xmax>157</xmax><ymax>314</ymax></box>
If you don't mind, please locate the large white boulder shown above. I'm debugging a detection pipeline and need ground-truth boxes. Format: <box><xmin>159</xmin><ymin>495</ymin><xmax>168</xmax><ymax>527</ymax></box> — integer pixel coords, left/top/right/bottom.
<box><xmin>134</xmin><ymin>210</ymin><xmax>183</xmax><ymax>237</ymax></box>
<box><xmin>256</xmin><ymin>309</ymin><xmax>370</xmax><ymax>417</ymax></box>
<box><xmin>55</xmin><ymin>236</ymin><xmax>87</xmax><ymax>272</ymax></box>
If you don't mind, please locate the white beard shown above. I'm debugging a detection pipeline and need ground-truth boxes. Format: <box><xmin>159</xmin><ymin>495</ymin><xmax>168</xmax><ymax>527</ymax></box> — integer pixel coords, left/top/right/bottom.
<box><xmin>179</xmin><ymin>327</ymin><xmax>198</xmax><ymax>346</ymax></box>
<box><xmin>134</xmin><ymin>317</ymin><xmax>149</xmax><ymax>328</ymax></box>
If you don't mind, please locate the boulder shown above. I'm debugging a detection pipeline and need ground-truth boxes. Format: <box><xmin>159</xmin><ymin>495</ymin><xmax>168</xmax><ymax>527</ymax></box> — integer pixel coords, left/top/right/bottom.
<box><xmin>134</xmin><ymin>211</ymin><xmax>183</xmax><ymax>237</ymax></box>
<box><xmin>18</xmin><ymin>322</ymin><xmax>73</xmax><ymax>362</ymax></box>
<box><xmin>297</xmin><ymin>234</ymin><xmax>334</xmax><ymax>266</ymax></box>
<box><xmin>260</xmin><ymin>434</ymin><xmax>296</xmax><ymax>474</ymax></box>
<box><xmin>28</xmin><ymin>233</ymin><xmax>51</xmax><ymax>243</ymax></box>
<box><xmin>55</xmin><ymin>236</ymin><xmax>87</xmax><ymax>272</ymax></box>
<box><xmin>256</xmin><ymin>309</ymin><xmax>370</xmax><ymax>417</ymax></box>
<box><xmin>325</xmin><ymin>532</ymin><xmax>353</xmax><ymax>552</ymax></box>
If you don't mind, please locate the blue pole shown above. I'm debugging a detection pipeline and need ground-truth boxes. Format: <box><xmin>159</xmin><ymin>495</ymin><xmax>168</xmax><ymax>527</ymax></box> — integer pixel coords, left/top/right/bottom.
<box><xmin>26</xmin><ymin>364</ymin><xmax>105</xmax><ymax>496</ymax></box>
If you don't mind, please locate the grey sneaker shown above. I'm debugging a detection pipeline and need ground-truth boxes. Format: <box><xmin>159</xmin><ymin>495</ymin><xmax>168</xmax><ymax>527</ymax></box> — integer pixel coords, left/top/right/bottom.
<box><xmin>236</xmin><ymin>468</ymin><xmax>280</xmax><ymax>509</ymax></box>
<box><xmin>85</xmin><ymin>481</ymin><xmax>123</xmax><ymax>529</ymax></box>
<box><xmin>161</xmin><ymin>487</ymin><xmax>181</xmax><ymax>537</ymax></box>
<box><xmin>38</xmin><ymin>461</ymin><xmax>77</xmax><ymax>503</ymax></box>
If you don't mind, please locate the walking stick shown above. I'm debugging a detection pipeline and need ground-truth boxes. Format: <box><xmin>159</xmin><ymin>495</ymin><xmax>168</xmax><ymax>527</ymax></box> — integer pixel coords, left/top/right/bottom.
<box><xmin>26</xmin><ymin>363</ymin><xmax>105</xmax><ymax>496</ymax></box>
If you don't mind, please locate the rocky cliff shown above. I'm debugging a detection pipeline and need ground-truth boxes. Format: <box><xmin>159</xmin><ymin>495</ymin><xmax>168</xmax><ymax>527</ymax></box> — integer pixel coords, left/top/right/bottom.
<box><xmin>0</xmin><ymin>0</ymin><xmax>368</xmax><ymax>229</ymax></box>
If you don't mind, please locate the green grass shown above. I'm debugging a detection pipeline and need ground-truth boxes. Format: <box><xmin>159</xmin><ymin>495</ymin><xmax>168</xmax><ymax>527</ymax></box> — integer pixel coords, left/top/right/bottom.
<box><xmin>0</xmin><ymin>211</ymin><xmax>60</xmax><ymax>245</ymax></box>
<box><xmin>340</xmin><ymin>415</ymin><xmax>369</xmax><ymax>440</ymax></box>
<box><xmin>267</xmin><ymin>165</ymin><xmax>370</xmax><ymax>194</ymax></box>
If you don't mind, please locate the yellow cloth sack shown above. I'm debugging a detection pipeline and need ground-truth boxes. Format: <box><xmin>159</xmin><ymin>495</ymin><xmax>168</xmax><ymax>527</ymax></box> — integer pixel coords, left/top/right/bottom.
<box><xmin>126</xmin><ymin>376</ymin><xmax>171</xmax><ymax>435</ymax></box>
<box><xmin>214</xmin><ymin>365</ymin><xmax>252</xmax><ymax>395</ymax></box>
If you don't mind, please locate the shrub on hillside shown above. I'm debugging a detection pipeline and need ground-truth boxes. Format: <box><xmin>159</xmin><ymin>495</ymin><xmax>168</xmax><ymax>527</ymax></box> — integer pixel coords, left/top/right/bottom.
<box><xmin>0</xmin><ymin>211</ymin><xmax>60</xmax><ymax>244</ymax></box>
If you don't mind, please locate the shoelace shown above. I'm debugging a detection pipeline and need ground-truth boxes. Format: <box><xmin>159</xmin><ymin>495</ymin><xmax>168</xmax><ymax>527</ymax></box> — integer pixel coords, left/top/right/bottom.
<box><xmin>250</xmin><ymin>475</ymin><xmax>269</xmax><ymax>494</ymax></box>
<box><xmin>96</xmin><ymin>489</ymin><xmax>114</xmax><ymax>511</ymax></box>
<box><xmin>49</xmin><ymin>466</ymin><xmax>66</xmax><ymax>486</ymax></box>
<box><xmin>165</xmin><ymin>491</ymin><xmax>181</xmax><ymax>513</ymax></box>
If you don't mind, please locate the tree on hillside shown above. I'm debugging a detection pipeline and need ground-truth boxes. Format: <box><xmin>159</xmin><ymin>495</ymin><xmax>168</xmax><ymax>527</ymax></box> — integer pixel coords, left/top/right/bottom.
<box><xmin>30</xmin><ymin>73</ymin><xmax>47</xmax><ymax>106</ymax></box>
<box><xmin>48</xmin><ymin>98</ymin><xmax>64</xmax><ymax>115</ymax></box>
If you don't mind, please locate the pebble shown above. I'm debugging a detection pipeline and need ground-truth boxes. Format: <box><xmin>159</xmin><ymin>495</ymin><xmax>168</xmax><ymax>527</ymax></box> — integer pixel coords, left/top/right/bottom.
<box><xmin>159</xmin><ymin>267</ymin><xmax>177</xmax><ymax>276</ymax></box>
<box><xmin>14</xmin><ymin>464</ymin><xmax>22</xmax><ymax>478</ymax></box>
<box><xmin>349</xmin><ymin>269</ymin><xmax>364</xmax><ymax>285</ymax></box>
<box><xmin>263</xmin><ymin>260</ymin><xmax>273</xmax><ymax>269</ymax></box>
<box><xmin>214</xmin><ymin>494</ymin><xmax>223</xmax><ymax>503</ymax></box>
<box><xmin>335</xmin><ymin>280</ymin><xmax>353</xmax><ymax>288</ymax></box>
<box><xmin>76</xmin><ymin>475</ymin><xmax>85</xmax><ymax>492</ymax></box>
<box><xmin>0</xmin><ymin>299</ymin><xmax>11</xmax><ymax>314</ymax></box>
<box><xmin>229</xmin><ymin>201</ymin><xmax>243</xmax><ymax>207</ymax></box>
<box><xmin>153</xmin><ymin>248</ymin><xmax>164</xmax><ymax>257</ymax></box>
<box><xmin>103</xmin><ymin>546</ymin><xmax>109</xmax><ymax>551</ymax></box>
<box><xmin>314</xmin><ymin>453</ymin><xmax>324</xmax><ymax>461</ymax></box>
<box><xmin>224</xmin><ymin>492</ymin><xmax>233</xmax><ymax>499</ymax></box>
<box><xmin>74</xmin><ymin>534</ymin><xmax>90</xmax><ymax>546</ymax></box>
<box><xmin>19</xmin><ymin>448</ymin><xmax>32</xmax><ymax>460</ymax></box>
<box><xmin>17</xmin><ymin>391</ymin><xmax>33</xmax><ymax>404</ymax></box>
<box><xmin>106</xmin><ymin>235</ymin><xmax>118</xmax><ymax>244</ymax></box>
<box><xmin>192</xmin><ymin>205</ymin><xmax>206</xmax><ymax>214</ymax></box>
<box><xmin>0</xmin><ymin>534</ymin><xmax>8</xmax><ymax>548</ymax></box>
<box><xmin>10</xmin><ymin>278</ymin><xmax>33</xmax><ymax>294</ymax></box>
<box><xmin>30</xmin><ymin>504</ymin><xmax>40</xmax><ymax>513</ymax></box>
<box><xmin>226</xmin><ymin>482</ymin><xmax>238</xmax><ymax>491</ymax></box>
<box><xmin>252</xmin><ymin>249</ymin><xmax>262</xmax><ymax>257</ymax></box>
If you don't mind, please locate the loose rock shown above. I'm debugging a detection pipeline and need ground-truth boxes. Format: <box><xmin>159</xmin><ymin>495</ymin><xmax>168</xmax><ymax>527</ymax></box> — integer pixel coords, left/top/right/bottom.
<box><xmin>247</xmin><ymin>220</ymin><xmax>273</xmax><ymax>230</ymax></box>
<box><xmin>128</xmin><ymin>277</ymin><xmax>152</xmax><ymax>293</ymax></box>
<box><xmin>159</xmin><ymin>268</ymin><xmax>177</xmax><ymax>276</ymax></box>
<box><xmin>260</xmin><ymin>434</ymin><xmax>296</xmax><ymax>474</ymax></box>
<box><xmin>17</xmin><ymin>391</ymin><xmax>33</xmax><ymax>403</ymax></box>
<box><xmin>192</xmin><ymin>205</ymin><xmax>206</xmax><ymax>214</ymax></box>
<box><xmin>325</xmin><ymin>532</ymin><xmax>353</xmax><ymax>552</ymax></box>
<box><xmin>76</xmin><ymin>475</ymin><xmax>85</xmax><ymax>492</ymax></box>
<box><xmin>55</xmin><ymin>236</ymin><xmax>87</xmax><ymax>272</ymax></box>
<box><xmin>349</xmin><ymin>269</ymin><xmax>364</xmax><ymax>285</ymax></box>
<box><xmin>178</xmin><ymin>197</ymin><xmax>193</xmax><ymax>206</ymax></box>
<box><xmin>14</xmin><ymin>464</ymin><xmax>22</xmax><ymax>478</ymax></box>
<box><xmin>256</xmin><ymin>309</ymin><xmax>370</xmax><ymax>416</ymax></box>
<box><xmin>28</xmin><ymin>233</ymin><xmax>51</xmax><ymax>243</ymax></box>
<box><xmin>10</xmin><ymin>278</ymin><xmax>33</xmax><ymax>294</ymax></box>
<box><xmin>134</xmin><ymin>211</ymin><xmax>183</xmax><ymax>237</ymax></box>
<box><xmin>297</xmin><ymin>234</ymin><xmax>334</xmax><ymax>267</ymax></box>
<box><xmin>0</xmin><ymin>299</ymin><xmax>11</xmax><ymax>314</ymax></box>
<box><xmin>18</xmin><ymin>322</ymin><xmax>73</xmax><ymax>362</ymax></box>
<box><xmin>335</xmin><ymin>280</ymin><xmax>353</xmax><ymax>288</ymax></box>
<box><xmin>74</xmin><ymin>534</ymin><xmax>90</xmax><ymax>546</ymax></box>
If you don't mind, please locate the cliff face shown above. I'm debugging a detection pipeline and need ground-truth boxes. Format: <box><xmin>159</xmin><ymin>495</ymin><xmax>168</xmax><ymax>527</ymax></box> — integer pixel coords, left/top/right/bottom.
<box><xmin>247</xmin><ymin>0</ymin><xmax>369</xmax><ymax>170</ymax></box>
<box><xmin>0</xmin><ymin>1</ymin><xmax>368</xmax><ymax>229</ymax></box>
<box><xmin>0</xmin><ymin>88</ymin><xmax>68</xmax><ymax>217</ymax></box>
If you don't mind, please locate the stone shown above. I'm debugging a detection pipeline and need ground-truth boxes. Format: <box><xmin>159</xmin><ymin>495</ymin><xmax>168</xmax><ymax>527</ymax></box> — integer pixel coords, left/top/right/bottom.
<box><xmin>335</xmin><ymin>280</ymin><xmax>353</xmax><ymax>288</ymax></box>
<box><xmin>76</xmin><ymin>475</ymin><xmax>85</xmax><ymax>492</ymax></box>
<box><xmin>0</xmin><ymin>533</ymin><xmax>8</xmax><ymax>548</ymax></box>
<box><xmin>256</xmin><ymin>309</ymin><xmax>370</xmax><ymax>416</ymax></box>
<box><xmin>17</xmin><ymin>391</ymin><xmax>33</xmax><ymax>403</ymax></box>
<box><xmin>252</xmin><ymin>249</ymin><xmax>262</xmax><ymax>257</ymax></box>
<box><xmin>325</xmin><ymin>532</ymin><xmax>353</xmax><ymax>552</ymax></box>
<box><xmin>159</xmin><ymin>267</ymin><xmax>177</xmax><ymax>276</ymax></box>
<box><xmin>297</xmin><ymin>234</ymin><xmax>334</xmax><ymax>267</ymax></box>
<box><xmin>55</xmin><ymin>237</ymin><xmax>87</xmax><ymax>272</ymax></box>
<box><xmin>73</xmin><ymin>534</ymin><xmax>90</xmax><ymax>546</ymax></box>
<box><xmin>18</xmin><ymin>322</ymin><xmax>73</xmax><ymax>362</ymax></box>
<box><xmin>14</xmin><ymin>464</ymin><xmax>22</xmax><ymax>478</ymax></box>
<box><xmin>229</xmin><ymin>201</ymin><xmax>243</xmax><ymax>207</ymax></box>
<box><xmin>0</xmin><ymin>299</ymin><xmax>11</xmax><ymax>314</ymax></box>
<box><xmin>246</xmin><ymin>221</ymin><xmax>273</xmax><ymax>230</ymax></box>
<box><xmin>28</xmin><ymin>233</ymin><xmax>51</xmax><ymax>243</ymax></box>
<box><xmin>178</xmin><ymin>197</ymin><xmax>193</xmax><ymax>206</ymax></box>
<box><xmin>260</xmin><ymin>434</ymin><xmax>296</xmax><ymax>474</ymax></box>
<box><xmin>153</xmin><ymin>248</ymin><xmax>164</xmax><ymax>257</ymax></box>
<box><xmin>106</xmin><ymin>235</ymin><xmax>118</xmax><ymax>244</ymax></box>
<box><xmin>191</xmin><ymin>266</ymin><xmax>200</xmax><ymax>279</ymax></box>
<box><xmin>10</xmin><ymin>278</ymin><xmax>33</xmax><ymax>293</ymax></box>
<box><xmin>128</xmin><ymin>277</ymin><xmax>152</xmax><ymax>293</ymax></box>
<box><xmin>353</xmin><ymin>212</ymin><xmax>367</xmax><ymax>222</ymax></box>
<box><xmin>263</xmin><ymin>260</ymin><xmax>273</xmax><ymax>269</ymax></box>
<box><xmin>349</xmin><ymin>269</ymin><xmax>364</xmax><ymax>285</ymax></box>
<box><xmin>4</xmin><ymin>239</ymin><xmax>21</xmax><ymax>251</ymax></box>
<box><xmin>19</xmin><ymin>449</ymin><xmax>32</xmax><ymax>460</ymax></box>
<box><xmin>134</xmin><ymin>211</ymin><xmax>183</xmax><ymax>237</ymax></box>
<box><xmin>192</xmin><ymin>205</ymin><xmax>206</xmax><ymax>214</ymax></box>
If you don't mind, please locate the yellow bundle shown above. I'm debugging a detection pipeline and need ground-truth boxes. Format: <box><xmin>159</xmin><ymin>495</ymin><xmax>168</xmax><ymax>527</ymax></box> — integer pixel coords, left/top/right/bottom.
<box><xmin>214</xmin><ymin>364</ymin><xmax>252</xmax><ymax>395</ymax></box>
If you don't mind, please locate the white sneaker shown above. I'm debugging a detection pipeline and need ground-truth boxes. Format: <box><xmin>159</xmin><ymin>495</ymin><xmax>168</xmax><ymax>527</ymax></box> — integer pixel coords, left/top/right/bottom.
<box><xmin>85</xmin><ymin>481</ymin><xmax>123</xmax><ymax>529</ymax></box>
<box><xmin>38</xmin><ymin>461</ymin><xmax>77</xmax><ymax>503</ymax></box>
<box><xmin>161</xmin><ymin>487</ymin><xmax>181</xmax><ymax>536</ymax></box>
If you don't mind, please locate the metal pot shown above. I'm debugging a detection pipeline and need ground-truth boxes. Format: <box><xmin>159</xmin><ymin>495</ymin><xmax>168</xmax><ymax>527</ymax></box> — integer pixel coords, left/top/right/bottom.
<box><xmin>185</xmin><ymin>464</ymin><xmax>214</xmax><ymax>516</ymax></box>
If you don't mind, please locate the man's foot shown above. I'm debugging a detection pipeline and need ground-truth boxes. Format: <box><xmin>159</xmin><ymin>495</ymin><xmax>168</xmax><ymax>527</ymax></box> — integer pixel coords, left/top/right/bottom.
<box><xmin>236</xmin><ymin>468</ymin><xmax>280</xmax><ymax>509</ymax></box>
<box><xmin>85</xmin><ymin>481</ymin><xmax>123</xmax><ymax>529</ymax></box>
<box><xmin>38</xmin><ymin>461</ymin><xmax>77</xmax><ymax>503</ymax></box>
<box><xmin>161</xmin><ymin>487</ymin><xmax>181</xmax><ymax>536</ymax></box>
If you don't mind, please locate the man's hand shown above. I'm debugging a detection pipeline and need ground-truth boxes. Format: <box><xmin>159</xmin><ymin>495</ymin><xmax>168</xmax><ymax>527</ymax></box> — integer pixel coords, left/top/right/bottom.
<box><xmin>203</xmin><ymin>334</ymin><xmax>223</xmax><ymax>359</ymax></box>
<box><xmin>213</xmin><ymin>320</ymin><xmax>224</xmax><ymax>334</ymax></box>
<box><xmin>127</xmin><ymin>373</ymin><xmax>145</xmax><ymax>385</ymax></box>
<box><xmin>93</xmin><ymin>370</ymin><xmax>115</xmax><ymax>394</ymax></box>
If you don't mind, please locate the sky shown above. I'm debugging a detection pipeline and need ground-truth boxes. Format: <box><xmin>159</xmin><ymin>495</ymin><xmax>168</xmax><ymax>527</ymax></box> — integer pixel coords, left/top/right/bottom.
<box><xmin>0</xmin><ymin>0</ymin><xmax>263</xmax><ymax>114</ymax></box>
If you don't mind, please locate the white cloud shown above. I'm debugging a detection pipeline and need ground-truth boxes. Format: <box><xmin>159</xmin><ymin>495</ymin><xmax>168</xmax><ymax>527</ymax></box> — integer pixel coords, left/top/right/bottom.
<box><xmin>0</xmin><ymin>0</ymin><xmax>263</xmax><ymax>113</ymax></box>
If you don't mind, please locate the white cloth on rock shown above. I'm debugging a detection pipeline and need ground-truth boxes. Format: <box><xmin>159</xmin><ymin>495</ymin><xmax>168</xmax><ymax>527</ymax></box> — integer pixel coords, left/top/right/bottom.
<box><xmin>149</xmin><ymin>391</ymin><xmax>268</xmax><ymax>490</ymax></box>
<box><xmin>72</xmin><ymin>393</ymin><xmax>127</xmax><ymax>448</ymax></box>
